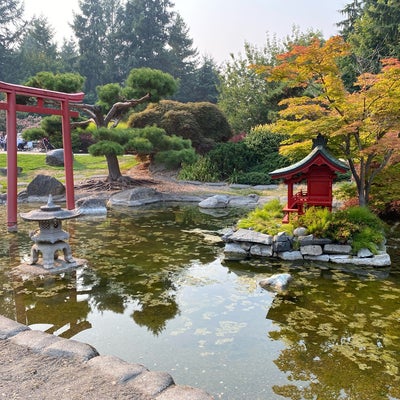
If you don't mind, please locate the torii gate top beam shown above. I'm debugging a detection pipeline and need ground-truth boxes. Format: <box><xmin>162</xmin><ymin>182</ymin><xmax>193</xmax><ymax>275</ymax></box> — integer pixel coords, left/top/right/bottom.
<box><xmin>0</xmin><ymin>81</ymin><xmax>85</xmax><ymax>102</ymax></box>
<box><xmin>0</xmin><ymin>81</ymin><xmax>85</xmax><ymax>231</ymax></box>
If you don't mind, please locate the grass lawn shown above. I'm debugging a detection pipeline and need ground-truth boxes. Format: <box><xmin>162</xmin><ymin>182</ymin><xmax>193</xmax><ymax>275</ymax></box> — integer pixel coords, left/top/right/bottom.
<box><xmin>0</xmin><ymin>152</ymin><xmax>138</xmax><ymax>193</ymax></box>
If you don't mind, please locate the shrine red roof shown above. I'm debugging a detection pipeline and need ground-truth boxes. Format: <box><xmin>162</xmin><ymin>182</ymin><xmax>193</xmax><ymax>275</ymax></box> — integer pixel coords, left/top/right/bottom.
<box><xmin>270</xmin><ymin>145</ymin><xmax>349</xmax><ymax>179</ymax></box>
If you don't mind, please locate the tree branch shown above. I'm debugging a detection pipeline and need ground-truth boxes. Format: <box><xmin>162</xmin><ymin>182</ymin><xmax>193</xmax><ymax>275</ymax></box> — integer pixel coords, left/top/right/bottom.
<box><xmin>71</xmin><ymin>103</ymin><xmax>105</xmax><ymax>127</ymax></box>
<box><xmin>104</xmin><ymin>93</ymin><xmax>151</xmax><ymax>127</ymax></box>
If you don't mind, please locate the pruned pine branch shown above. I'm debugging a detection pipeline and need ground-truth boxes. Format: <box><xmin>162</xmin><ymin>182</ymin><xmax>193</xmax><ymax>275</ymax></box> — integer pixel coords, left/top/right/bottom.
<box><xmin>103</xmin><ymin>93</ymin><xmax>151</xmax><ymax>127</ymax></box>
<box><xmin>71</xmin><ymin>103</ymin><xmax>105</xmax><ymax>127</ymax></box>
<box><xmin>71</xmin><ymin>93</ymin><xmax>150</xmax><ymax>128</ymax></box>
<box><xmin>70</xmin><ymin>118</ymin><xmax>95</xmax><ymax>129</ymax></box>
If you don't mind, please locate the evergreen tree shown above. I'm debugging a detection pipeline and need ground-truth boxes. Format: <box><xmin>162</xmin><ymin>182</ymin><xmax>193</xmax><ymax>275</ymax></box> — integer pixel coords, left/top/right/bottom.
<box><xmin>339</xmin><ymin>0</ymin><xmax>400</xmax><ymax>73</ymax></box>
<box><xmin>187</xmin><ymin>56</ymin><xmax>220</xmax><ymax>103</ymax></box>
<box><xmin>0</xmin><ymin>0</ymin><xmax>26</xmax><ymax>82</ymax></box>
<box><xmin>167</xmin><ymin>12</ymin><xmax>198</xmax><ymax>101</ymax></box>
<box><xmin>58</xmin><ymin>38</ymin><xmax>80</xmax><ymax>73</ymax></box>
<box><xmin>16</xmin><ymin>16</ymin><xmax>59</xmax><ymax>82</ymax></box>
<box><xmin>337</xmin><ymin>0</ymin><xmax>364</xmax><ymax>40</ymax></box>
<box><xmin>118</xmin><ymin>0</ymin><xmax>173</xmax><ymax>71</ymax></box>
<box><xmin>72</xmin><ymin>0</ymin><xmax>124</xmax><ymax>101</ymax></box>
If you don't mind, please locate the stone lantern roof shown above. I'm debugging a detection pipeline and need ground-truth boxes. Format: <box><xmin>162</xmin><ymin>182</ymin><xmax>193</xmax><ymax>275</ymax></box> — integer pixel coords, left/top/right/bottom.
<box><xmin>20</xmin><ymin>195</ymin><xmax>80</xmax><ymax>222</ymax></box>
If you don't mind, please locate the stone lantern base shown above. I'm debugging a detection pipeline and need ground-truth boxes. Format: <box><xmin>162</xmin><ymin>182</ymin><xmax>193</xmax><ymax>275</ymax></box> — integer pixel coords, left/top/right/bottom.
<box><xmin>13</xmin><ymin>257</ymin><xmax>87</xmax><ymax>279</ymax></box>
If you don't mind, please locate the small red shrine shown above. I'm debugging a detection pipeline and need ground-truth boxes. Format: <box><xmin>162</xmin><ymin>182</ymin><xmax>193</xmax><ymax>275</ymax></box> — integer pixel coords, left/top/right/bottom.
<box><xmin>270</xmin><ymin>134</ymin><xmax>349</xmax><ymax>223</ymax></box>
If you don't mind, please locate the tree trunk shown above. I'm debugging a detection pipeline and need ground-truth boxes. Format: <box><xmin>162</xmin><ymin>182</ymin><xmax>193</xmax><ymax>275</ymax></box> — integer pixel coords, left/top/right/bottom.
<box><xmin>106</xmin><ymin>153</ymin><xmax>122</xmax><ymax>181</ymax></box>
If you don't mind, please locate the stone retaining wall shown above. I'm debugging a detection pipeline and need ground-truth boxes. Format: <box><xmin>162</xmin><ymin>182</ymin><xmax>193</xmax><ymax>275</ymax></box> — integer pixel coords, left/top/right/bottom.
<box><xmin>222</xmin><ymin>228</ymin><xmax>391</xmax><ymax>267</ymax></box>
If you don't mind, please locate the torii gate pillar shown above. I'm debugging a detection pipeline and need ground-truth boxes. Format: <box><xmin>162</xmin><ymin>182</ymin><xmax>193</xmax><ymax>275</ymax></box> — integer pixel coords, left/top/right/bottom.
<box><xmin>0</xmin><ymin>81</ymin><xmax>85</xmax><ymax>231</ymax></box>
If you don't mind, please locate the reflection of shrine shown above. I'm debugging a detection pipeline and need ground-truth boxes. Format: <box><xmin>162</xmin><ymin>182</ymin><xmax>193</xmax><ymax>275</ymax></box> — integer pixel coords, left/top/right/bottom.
<box><xmin>270</xmin><ymin>134</ymin><xmax>349</xmax><ymax>223</ymax></box>
<box><xmin>12</xmin><ymin>273</ymin><xmax>91</xmax><ymax>339</ymax></box>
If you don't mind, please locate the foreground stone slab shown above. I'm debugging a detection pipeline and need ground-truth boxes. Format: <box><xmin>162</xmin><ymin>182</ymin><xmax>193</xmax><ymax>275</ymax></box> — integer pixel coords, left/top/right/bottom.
<box><xmin>10</xmin><ymin>329</ymin><xmax>61</xmax><ymax>351</ymax></box>
<box><xmin>88</xmin><ymin>354</ymin><xmax>147</xmax><ymax>383</ymax></box>
<box><xmin>43</xmin><ymin>337</ymin><xmax>99</xmax><ymax>361</ymax></box>
<box><xmin>127</xmin><ymin>370</ymin><xmax>174</xmax><ymax>397</ymax></box>
<box><xmin>0</xmin><ymin>316</ymin><xmax>215</xmax><ymax>398</ymax></box>
<box><xmin>156</xmin><ymin>385</ymin><xmax>214</xmax><ymax>400</ymax></box>
<box><xmin>0</xmin><ymin>315</ymin><xmax>30</xmax><ymax>339</ymax></box>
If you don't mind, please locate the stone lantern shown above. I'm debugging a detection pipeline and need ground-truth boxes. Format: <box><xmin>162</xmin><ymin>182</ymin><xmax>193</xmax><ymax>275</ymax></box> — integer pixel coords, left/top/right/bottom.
<box><xmin>20</xmin><ymin>195</ymin><xmax>81</xmax><ymax>270</ymax></box>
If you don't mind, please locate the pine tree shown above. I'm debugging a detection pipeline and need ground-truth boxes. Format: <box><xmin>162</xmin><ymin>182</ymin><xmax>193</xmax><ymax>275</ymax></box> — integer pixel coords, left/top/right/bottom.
<box><xmin>72</xmin><ymin>0</ymin><xmax>124</xmax><ymax>101</ymax></box>
<box><xmin>16</xmin><ymin>16</ymin><xmax>59</xmax><ymax>82</ymax></box>
<box><xmin>118</xmin><ymin>0</ymin><xmax>173</xmax><ymax>71</ymax></box>
<box><xmin>0</xmin><ymin>0</ymin><xmax>26</xmax><ymax>82</ymax></box>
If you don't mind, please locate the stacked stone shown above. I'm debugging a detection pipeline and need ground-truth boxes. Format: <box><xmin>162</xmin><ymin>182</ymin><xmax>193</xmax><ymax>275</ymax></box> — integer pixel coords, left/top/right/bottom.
<box><xmin>222</xmin><ymin>228</ymin><xmax>391</xmax><ymax>267</ymax></box>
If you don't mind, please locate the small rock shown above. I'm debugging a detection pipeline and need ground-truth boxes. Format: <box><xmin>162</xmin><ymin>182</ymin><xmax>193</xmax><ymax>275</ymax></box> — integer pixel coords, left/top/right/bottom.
<box><xmin>324</xmin><ymin>244</ymin><xmax>352</xmax><ymax>255</ymax></box>
<box><xmin>250</xmin><ymin>244</ymin><xmax>273</xmax><ymax>257</ymax></box>
<box><xmin>300</xmin><ymin>245</ymin><xmax>323</xmax><ymax>256</ymax></box>
<box><xmin>223</xmin><ymin>243</ymin><xmax>248</xmax><ymax>260</ymax></box>
<box><xmin>293</xmin><ymin>227</ymin><xmax>308</xmax><ymax>237</ymax></box>
<box><xmin>259</xmin><ymin>273</ymin><xmax>292</xmax><ymax>292</ymax></box>
<box><xmin>357</xmin><ymin>248</ymin><xmax>374</xmax><ymax>258</ymax></box>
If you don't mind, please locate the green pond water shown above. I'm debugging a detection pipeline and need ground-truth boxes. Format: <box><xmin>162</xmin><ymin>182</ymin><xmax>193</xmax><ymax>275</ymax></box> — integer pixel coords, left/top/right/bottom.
<box><xmin>1</xmin><ymin>204</ymin><xmax>400</xmax><ymax>400</ymax></box>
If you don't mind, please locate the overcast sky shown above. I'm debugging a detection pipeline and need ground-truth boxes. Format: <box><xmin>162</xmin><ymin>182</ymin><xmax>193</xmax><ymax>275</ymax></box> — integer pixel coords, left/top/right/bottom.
<box><xmin>24</xmin><ymin>0</ymin><xmax>347</xmax><ymax>64</ymax></box>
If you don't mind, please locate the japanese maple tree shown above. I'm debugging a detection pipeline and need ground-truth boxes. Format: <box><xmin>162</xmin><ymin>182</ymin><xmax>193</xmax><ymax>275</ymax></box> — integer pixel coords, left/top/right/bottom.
<box><xmin>254</xmin><ymin>36</ymin><xmax>400</xmax><ymax>206</ymax></box>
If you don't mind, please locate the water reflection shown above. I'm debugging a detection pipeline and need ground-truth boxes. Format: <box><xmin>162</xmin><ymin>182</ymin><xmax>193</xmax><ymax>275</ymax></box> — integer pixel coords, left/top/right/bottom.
<box><xmin>13</xmin><ymin>273</ymin><xmax>91</xmax><ymax>338</ymax></box>
<box><xmin>266</xmin><ymin>268</ymin><xmax>400</xmax><ymax>400</ymax></box>
<box><xmin>1</xmin><ymin>204</ymin><xmax>400</xmax><ymax>399</ymax></box>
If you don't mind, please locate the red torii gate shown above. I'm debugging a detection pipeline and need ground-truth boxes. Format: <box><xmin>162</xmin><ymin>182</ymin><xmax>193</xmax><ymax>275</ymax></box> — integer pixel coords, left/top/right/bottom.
<box><xmin>0</xmin><ymin>81</ymin><xmax>85</xmax><ymax>231</ymax></box>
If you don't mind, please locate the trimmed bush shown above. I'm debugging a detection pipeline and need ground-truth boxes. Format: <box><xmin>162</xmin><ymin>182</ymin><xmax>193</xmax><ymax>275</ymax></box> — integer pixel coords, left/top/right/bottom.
<box><xmin>129</xmin><ymin>100</ymin><xmax>232</xmax><ymax>153</ymax></box>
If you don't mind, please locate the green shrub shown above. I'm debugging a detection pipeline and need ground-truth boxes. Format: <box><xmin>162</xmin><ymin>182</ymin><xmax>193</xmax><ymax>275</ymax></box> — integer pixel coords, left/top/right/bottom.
<box><xmin>71</xmin><ymin>131</ymin><xmax>95</xmax><ymax>153</ymax></box>
<box><xmin>237</xmin><ymin>199</ymin><xmax>294</xmax><ymax>235</ymax></box>
<box><xmin>230</xmin><ymin>171</ymin><xmax>270</xmax><ymax>185</ymax></box>
<box><xmin>369</xmin><ymin>162</ymin><xmax>400</xmax><ymax>218</ymax></box>
<box><xmin>352</xmin><ymin>227</ymin><xmax>384</xmax><ymax>254</ymax></box>
<box><xmin>295</xmin><ymin>207</ymin><xmax>332</xmax><ymax>238</ymax></box>
<box><xmin>22</xmin><ymin>127</ymin><xmax>46</xmax><ymax>141</ymax></box>
<box><xmin>327</xmin><ymin>206</ymin><xmax>385</xmax><ymax>254</ymax></box>
<box><xmin>207</xmin><ymin>142</ymin><xmax>255</xmax><ymax>180</ymax></box>
<box><xmin>333</xmin><ymin>182</ymin><xmax>357</xmax><ymax>201</ymax></box>
<box><xmin>155</xmin><ymin>148</ymin><xmax>197</xmax><ymax>169</ymax></box>
<box><xmin>178</xmin><ymin>156</ymin><xmax>219</xmax><ymax>182</ymax></box>
<box><xmin>244</xmin><ymin>127</ymin><xmax>288</xmax><ymax>156</ymax></box>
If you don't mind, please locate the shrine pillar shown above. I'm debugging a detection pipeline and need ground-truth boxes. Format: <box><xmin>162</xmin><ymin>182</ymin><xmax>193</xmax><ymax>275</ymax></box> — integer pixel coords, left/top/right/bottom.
<box><xmin>6</xmin><ymin>91</ymin><xmax>18</xmax><ymax>231</ymax></box>
<box><xmin>61</xmin><ymin>100</ymin><xmax>75</xmax><ymax>210</ymax></box>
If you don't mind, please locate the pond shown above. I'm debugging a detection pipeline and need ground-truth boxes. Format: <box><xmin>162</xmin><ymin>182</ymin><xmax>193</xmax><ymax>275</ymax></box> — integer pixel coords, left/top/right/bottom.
<box><xmin>1</xmin><ymin>204</ymin><xmax>400</xmax><ymax>400</ymax></box>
